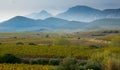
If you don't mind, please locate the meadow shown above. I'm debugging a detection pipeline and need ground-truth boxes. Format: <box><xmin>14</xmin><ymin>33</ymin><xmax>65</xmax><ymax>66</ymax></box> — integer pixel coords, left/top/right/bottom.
<box><xmin>0</xmin><ymin>30</ymin><xmax>120</xmax><ymax>70</ymax></box>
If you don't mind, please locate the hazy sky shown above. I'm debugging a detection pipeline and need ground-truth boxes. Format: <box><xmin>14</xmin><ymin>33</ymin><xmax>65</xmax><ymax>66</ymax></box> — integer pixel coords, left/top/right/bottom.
<box><xmin>0</xmin><ymin>0</ymin><xmax>120</xmax><ymax>22</ymax></box>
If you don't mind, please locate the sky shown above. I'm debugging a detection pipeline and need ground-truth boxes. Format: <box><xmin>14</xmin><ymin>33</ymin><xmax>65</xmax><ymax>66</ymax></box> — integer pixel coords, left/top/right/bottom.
<box><xmin>0</xmin><ymin>0</ymin><xmax>120</xmax><ymax>22</ymax></box>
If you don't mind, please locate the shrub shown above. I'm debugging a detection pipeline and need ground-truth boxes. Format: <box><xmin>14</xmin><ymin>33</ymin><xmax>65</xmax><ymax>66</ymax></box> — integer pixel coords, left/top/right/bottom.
<box><xmin>0</xmin><ymin>54</ymin><xmax>21</xmax><ymax>63</ymax></box>
<box><xmin>16</xmin><ymin>42</ymin><xmax>24</xmax><ymax>45</ymax></box>
<box><xmin>49</xmin><ymin>59</ymin><xmax>60</xmax><ymax>65</ymax></box>
<box><xmin>28</xmin><ymin>42</ymin><xmax>37</xmax><ymax>45</ymax></box>
<box><xmin>89</xmin><ymin>45</ymin><xmax>98</xmax><ymax>49</ymax></box>
<box><xmin>57</xmin><ymin>57</ymin><xmax>78</xmax><ymax>70</ymax></box>
<box><xmin>77</xmin><ymin>60</ymin><xmax>87</xmax><ymax>66</ymax></box>
<box><xmin>86</xmin><ymin>62</ymin><xmax>102</xmax><ymax>70</ymax></box>
<box><xmin>77</xmin><ymin>60</ymin><xmax>87</xmax><ymax>70</ymax></box>
<box><xmin>0</xmin><ymin>43</ymin><xmax>2</xmax><ymax>45</ymax></box>
<box><xmin>30</xmin><ymin>60</ymin><xmax>38</xmax><ymax>64</ymax></box>
<box><xmin>30</xmin><ymin>58</ymin><xmax>49</xmax><ymax>65</ymax></box>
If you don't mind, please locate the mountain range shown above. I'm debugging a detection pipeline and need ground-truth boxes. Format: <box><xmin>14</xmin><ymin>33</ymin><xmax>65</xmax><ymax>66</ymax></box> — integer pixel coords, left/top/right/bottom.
<box><xmin>56</xmin><ymin>5</ymin><xmax>120</xmax><ymax>22</ymax></box>
<box><xmin>0</xmin><ymin>5</ymin><xmax>120</xmax><ymax>32</ymax></box>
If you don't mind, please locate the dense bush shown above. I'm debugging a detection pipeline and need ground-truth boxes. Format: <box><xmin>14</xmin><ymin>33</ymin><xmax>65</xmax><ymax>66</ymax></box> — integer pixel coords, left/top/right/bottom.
<box><xmin>30</xmin><ymin>60</ymin><xmax>38</xmax><ymax>64</ymax></box>
<box><xmin>30</xmin><ymin>58</ymin><xmax>49</xmax><ymax>65</ymax></box>
<box><xmin>28</xmin><ymin>42</ymin><xmax>37</xmax><ymax>45</ymax></box>
<box><xmin>49</xmin><ymin>59</ymin><xmax>60</xmax><ymax>65</ymax></box>
<box><xmin>16</xmin><ymin>42</ymin><xmax>24</xmax><ymax>45</ymax></box>
<box><xmin>89</xmin><ymin>45</ymin><xmax>99</xmax><ymax>49</ymax></box>
<box><xmin>0</xmin><ymin>54</ymin><xmax>21</xmax><ymax>63</ymax></box>
<box><xmin>57</xmin><ymin>57</ymin><xmax>78</xmax><ymax>70</ymax></box>
<box><xmin>86</xmin><ymin>62</ymin><xmax>102</xmax><ymax>70</ymax></box>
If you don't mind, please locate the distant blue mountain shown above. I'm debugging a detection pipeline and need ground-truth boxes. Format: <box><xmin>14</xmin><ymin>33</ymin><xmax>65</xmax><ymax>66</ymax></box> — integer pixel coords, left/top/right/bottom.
<box><xmin>86</xmin><ymin>18</ymin><xmax>120</xmax><ymax>30</ymax></box>
<box><xmin>0</xmin><ymin>16</ymin><xmax>43</xmax><ymax>32</ymax></box>
<box><xmin>56</xmin><ymin>5</ymin><xmax>120</xmax><ymax>22</ymax></box>
<box><xmin>26</xmin><ymin>10</ymin><xmax>52</xmax><ymax>19</ymax></box>
<box><xmin>0</xmin><ymin>16</ymin><xmax>87</xmax><ymax>32</ymax></box>
<box><xmin>0</xmin><ymin>5</ymin><xmax>120</xmax><ymax>32</ymax></box>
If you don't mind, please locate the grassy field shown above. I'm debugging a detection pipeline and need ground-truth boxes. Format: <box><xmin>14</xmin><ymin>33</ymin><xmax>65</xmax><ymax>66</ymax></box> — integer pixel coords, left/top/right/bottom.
<box><xmin>0</xmin><ymin>31</ymin><xmax>119</xmax><ymax>70</ymax></box>
<box><xmin>0</xmin><ymin>64</ymin><xmax>56</xmax><ymax>70</ymax></box>
<box><xmin>0</xmin><ymin>45</ymin><xmax>119</xmax><ymax>59</ymax></box>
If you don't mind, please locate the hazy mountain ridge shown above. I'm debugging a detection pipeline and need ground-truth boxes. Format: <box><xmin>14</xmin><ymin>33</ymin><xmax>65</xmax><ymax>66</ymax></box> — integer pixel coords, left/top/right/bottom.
<box><xmin>0</xmin><ymin>16</ymin><xmax>87</xmax><ymax>32</ymax></box>
<box><xmin>0</xmin><ymin>5</ymin><xmax>120</xmax><ymax>32</ymax></box>
<box><xmin>56</xmin><ymin>5</ymin><xmax>120</xmax><ymax>22</ymax></box>
<box><xmin>0</xmin><ymin>16</ymin><xmax>120</xmax><ymax>32</ymax></box>
<box><xmin>26</xmin><ymin>10</ymin><xmax>52</xmax><ymax>19</ymax></box>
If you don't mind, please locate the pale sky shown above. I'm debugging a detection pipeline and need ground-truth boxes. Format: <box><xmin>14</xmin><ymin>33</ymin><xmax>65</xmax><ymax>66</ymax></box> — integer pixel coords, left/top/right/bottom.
<box><xmin>0</xmin><ymin>0</ymin><xmax>120</xmax><ymax>22</ymax></box>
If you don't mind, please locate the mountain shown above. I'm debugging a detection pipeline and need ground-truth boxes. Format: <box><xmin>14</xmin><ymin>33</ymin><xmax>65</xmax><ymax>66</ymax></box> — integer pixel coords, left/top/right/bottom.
<box><xmin>0</xmin><ymin>16</ymin><xmax>43</xmax><ymax>32</ymax></box>
<box><xmin>102</xmin><ymin>9</ymin><xmax>120</xmax><ymax>18</ymax></box>
<box><xmin>0</xmin><ymin>16</ymin><xmax>87</xmax><ymax>32</ymax></box>
<box><xmin>56</xmin><ymin>5</ymin><xmax>101</xmax><ymax>22</ymax></box>
<box><xmin>56</xmin><ymin>5</ymin><xmax>120</xmax><ymax>22</ymax></box>
<box><xmin>41</xmin><ymin>17</ymin><xmax>87</xmax><ymax>29</ymax></box>
<box><xmin>86</xmin><ymin>18</ymin><xmax>120</xmax><ymax>30</ymax></box>
<box><xmin>26</xmin><ymin>10</ymin><xmax>52</xmax><ymax>19</ymax></box>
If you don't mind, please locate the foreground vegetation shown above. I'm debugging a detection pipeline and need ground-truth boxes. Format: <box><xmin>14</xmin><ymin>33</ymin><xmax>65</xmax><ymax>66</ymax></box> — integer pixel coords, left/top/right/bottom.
<box><xmin>0</xmin><ymin>30</ymin><xmax>119</xmax><ymax>70</ymax></box>
<box><xmin>0</xmin><ymin>64</ymin><xmax>56</xmax><ymax>70</ymax></box>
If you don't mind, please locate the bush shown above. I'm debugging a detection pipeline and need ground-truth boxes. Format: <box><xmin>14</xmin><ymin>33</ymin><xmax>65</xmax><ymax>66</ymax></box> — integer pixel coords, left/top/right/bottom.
<box><xmin>89</xmin><ymin>45</ymin><xmax>99</xmax><ymax>49</ymax></box>
<box><xmin>37</xmin><ymin>58</ymin><xmax>49</xmax><ymax>65</ymax></box>
<box><xmin>0</xmin><ymin>43</ymin><xmax>2</xmax><ymax>45</ymax></box>
<box><xmin>28</xmin><ymin>42</ymin><xmax>37</xmax><ymax>45</ymax></box>
<box><xmin>16</xmin><ymin>42</ymin><xmax>24</xmax><ymax>45</ymax></box>
<box><xmin>77</xmin><ymin>60</ymin><xmax>87</xmax><ymax>66</ymax></box>
<box><xmin>86</xmin><ymin>62</ymin><xmax>102</xmax><ymax>70</ymax></box>
<box><xmin>49</xmin><ymin>59</ymin><xmax>60</xmax><ymax>65</ymax></box>
<box><xmin>0</xmin><ymin>54</ymin><xmax>21</xmax><ymax>63</ymax></box>
<box><xmin>77</xmin><ymin>60</ymin><xmax>87</xmax><ymax>70</ymax></box>
<box><xmin>57</xmin><ymin>57</ymin><xmax>78</xmax><ymax>70</ymax></box>
<box><xmin>30</xmin><ymin>58</ymin><xmax>49</xmax><ymax>65</ymax></box>
<box><xmin>30</xmin><ymin>60</ymin><xmax>38</xmax><ymax>64</ymax></box>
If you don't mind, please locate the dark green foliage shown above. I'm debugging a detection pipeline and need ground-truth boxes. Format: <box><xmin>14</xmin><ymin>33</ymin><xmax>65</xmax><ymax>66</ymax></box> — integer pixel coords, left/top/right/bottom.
<box><xmin>37</xmin><ymin>58</ymin><xmax>49</xmax><ymax>65</ymax></box>
<box><xmin>57</xmin><ymin>57</ymin><xmax>78</xmax><ymax>70</ymax></box>
<box><xmin>49</xmin><ymin>59</ymin><xmax>60</xmax><ymax>65</ymax></box>
<box><xmin>0</xmin><ymin>54</ymin><xmax>21</xmax><ymax>63</ymax></box>
<box><xmin>30</xmin><ymin>58</ymin><xmax>49</xmax><ymax>65</ymax></box>
<box><xmin>78</xmin><ymin>60</ymin><xmax>87</xmax><ymax>66</ymax></box>
<box><xmin>89</xmin><ymin>45</ymin><xmax>99</xmax><ymax>49</ymax></box>
<box><xmin>86</xmin><ymin>62</ymin><xmax>102</xmax><ymax>70</ymax></box>
<box><xmin>16</xmin><ymin>42</ymin><xmax>24</xmax><ymax>45</ymax></box>
<box><xmin>30</xmin><ymin>60</ymin><xmax>38</xmax><ymax>64</ymax></box>
<box><xmin>0</xmin><ymin>43</ymin><xmax>2</xmax><ymax>45</ymax></box>
<box><xmin>76</xmin><ymin>60</ymin><xmax>87</xmax><ymax>70</ymax></box>
<box><xmin>28</xmin><ymin>42</ymin><xmax>37</xmax><ymax>45</ymax></box>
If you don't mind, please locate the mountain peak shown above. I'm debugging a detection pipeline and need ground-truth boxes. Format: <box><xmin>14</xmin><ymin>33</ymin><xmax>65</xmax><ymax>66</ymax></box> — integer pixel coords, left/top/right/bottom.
<box><xmin>9</xmin><ymin>16</ymin><xmax>34</xmax><ymax>21</ymax></box>
<box><xmin>26</xmin><ymin>10</ymin><xmax>52</xmax><ymax>19</ymax></box>
<box><xmin>40</xmin><ymin>10</ymin><xmax>48</xmax><ymax>13</ymax></box>
<box><xmin>68</xmin><ymin>5</ymin><xmax>100</xmax><ymax>12</ymax></box>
